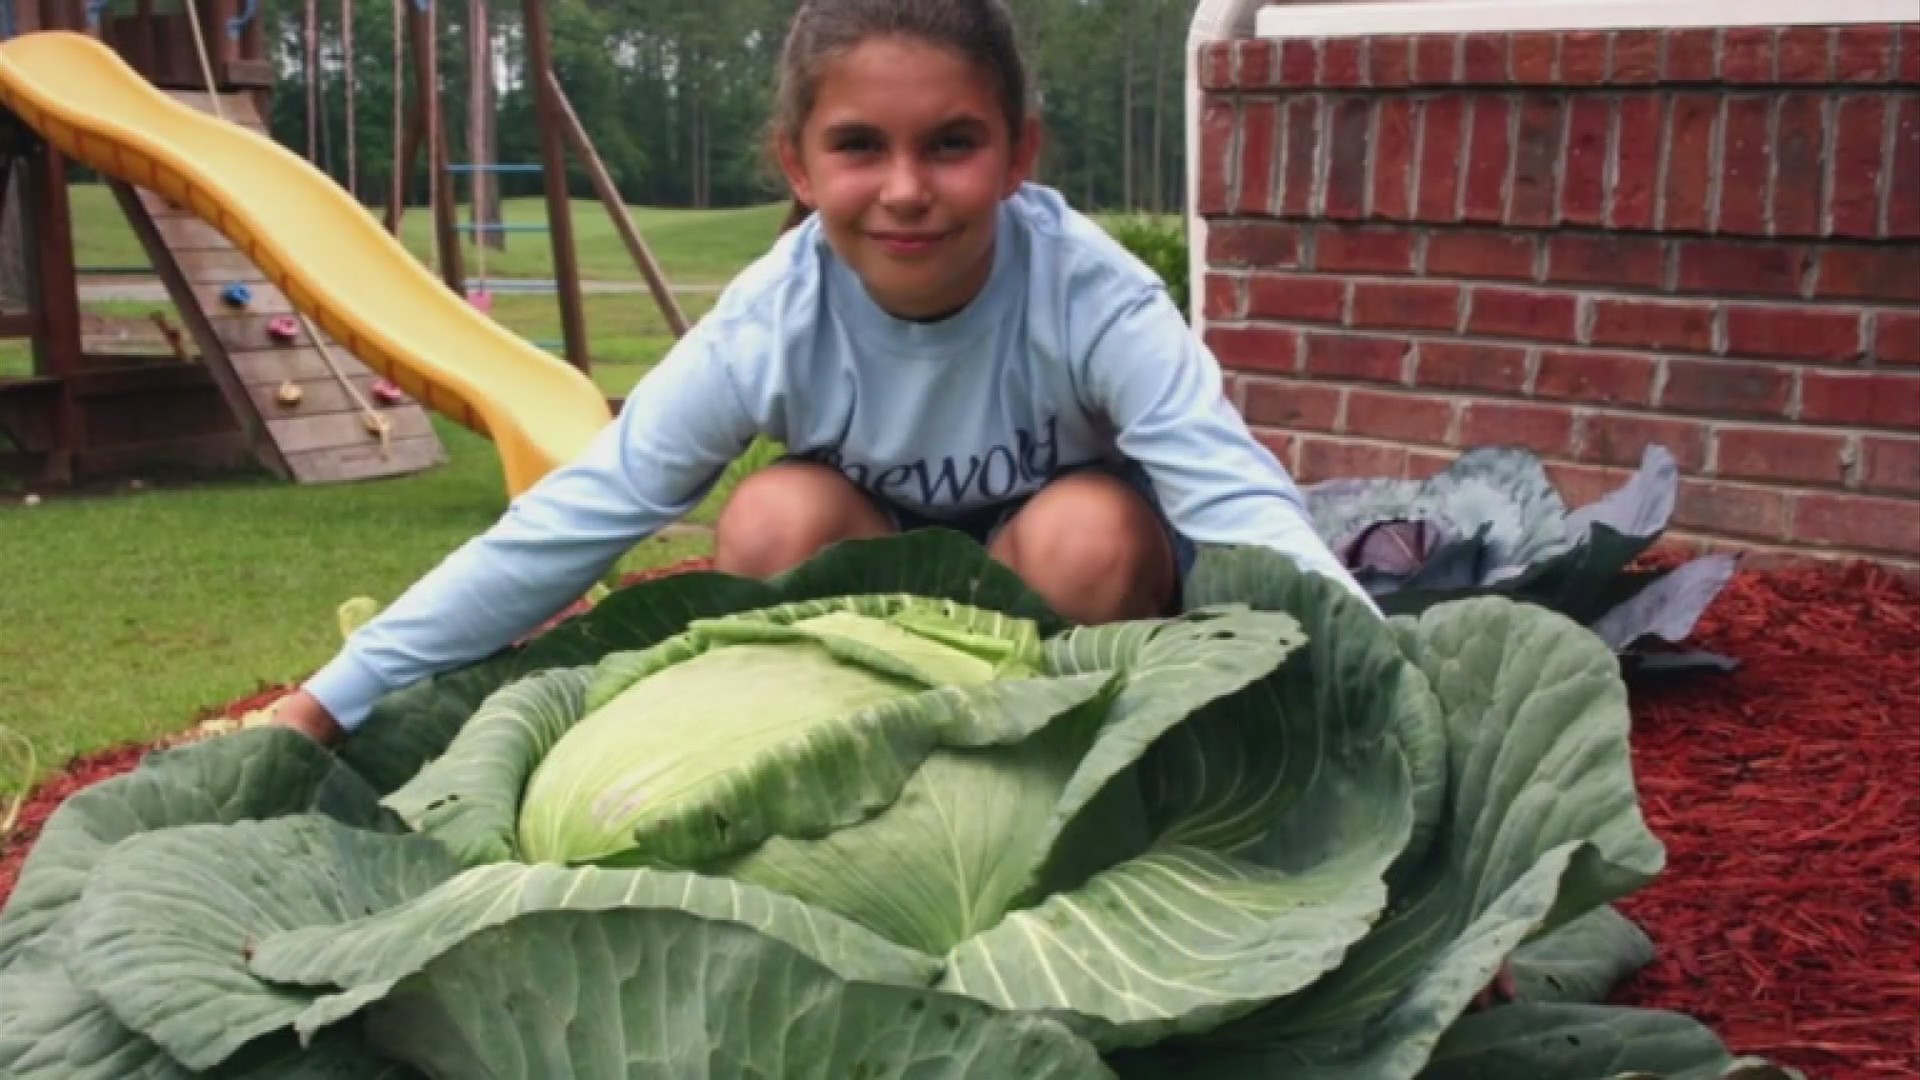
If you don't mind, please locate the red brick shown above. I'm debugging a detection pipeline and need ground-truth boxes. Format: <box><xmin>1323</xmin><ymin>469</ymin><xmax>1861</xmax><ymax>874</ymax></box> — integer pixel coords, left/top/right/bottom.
<box><xmin>1876</xmin><ymin>312</ymin><xmax>1920</xmax><ymax>366</ymax></box>
<box><xmin>1715</xmin><ymin>427</ymin><xmax>1850</xmax><ymax>486</ymax></box>
<box><xmin>1723</xmin><ymin>306</ymin><xmax>1864</xmax><ymax>364</ymax></box>
<box><xmin>1247</xmin><ymin>274</ymin><xmax>1348</xmax><ymax>324</ymax></box>
<box><xmin>1777</xmin><ymin>28</ymin><xmax>1833</xmax><ymax>82</ymax></box>
<box><xmin>1830</xmin><ymin>97</ymin><xmax>1887</xmax><ymax>238</ymax></box>
<box><xmin>1675</xmin><ymin>241</ymin><xmax>1809</xmax><ymax>297</ymax></box>
<box><xmin>1196</xmin><ymin>99</ymin><xmax>1237</xmax><ymax>215</ymax></box>
<box><xmin>1718</xmin><ymin>96</ymin><xmax>1773</xmax><ymax>236</ymax></box>
<box><xmin>1414</xmin><ymin>36</ymin><xmax>1458</xmax><ymax>84</ymax></box>
<box><xmin>1372</xmin><ymin>99</ymin><xmax>1417</xmax><ymax>220</ymax></box>
<box><xmin>1406</xmin><ymin>450</ymin><xmax>1457</xmax><ymax>479</ymax></box>
<box><xmin>1509</xmin><ymin>95</ymin><xmax>1565</xmax><ymax>227</ymax></box>
<box><xmin>1664</xmin><ymin>29</ymin><xmax>1720</xmax><ymax>81</ymax></box>
<box><xmin>1511</xmin><ymin>32</ymin><xmax>1558</xmax><ymax>82</ymax></box>
<box><xmin>1416</xmin><ymin>96</ymin><xmax>1467</xmax><ymax>221</ymax></box>
<box><xmin>1861</xmin><ymin>436</ymin><xmax>1920</xmax><ymax>496</ymax></box>
<box><xmin>1325</xmin><ymin>98</ymin><xmax>1374</xmax><ymax>220</ymax></box>
<box><xmin>1242</xmin><ymin>377</ymin><xmax>1344</xmax><ymax>432</ymax></box>
<box><xmin>1280</xmin><ymin>97</ymin><xmax>1322</xmax><ymax>217</ymax></box>
<box><xmin>1548</xmin><ymin>461</ymin><xmax>1634</xmax><ymax>508</ymax></box>
<box><xmin>1662</xmin><ymin>358</ymin><xmax>1793</xmax><ymax>419</ymax></box>
<box><xmin>1560</xmin><ymin>97</ymin><xmax>1610</xmax><ymax>226</ymax></box>
<box><xmin>1800</xmin><ymin>370</ymin><xmax>1920</xmax><ymax>429</ymax></box>
<box><xmin>1462</xmin><ymin>97</ymin><xmax>1513</xmax><ymax>223</ymax></box>
<box><xmin>1469</xmin><ymin>286</ymin><xmax>1580</xmax><ymax>342</ymax></box>
<box><xmin>1204</xmin><ymin>275</ymin><xmax>1243</xmax><ymax>321</ymax></box>
<box><xmin>1316</xmin><ymin>227</ymin><xmax>1418</xmax><ymax>274</ymax></box>
<box><xmin>1280</xmin><ymin>40</ymin><xmax>1319</xmax><ymax>87</ymax></box>
<box><xmin>1674</xmin><ymin>480</ymin><xmax>1790</xmax><ymax>541</ymax></box>
<box><xmin>1462</xmin><ymin>33</ymin><xmax>1507</xmax><ymax>82</ymax></box>
<box><xmin>1771</xmin><ymin>95</ymin><xmax>1827</xmax><ymax>237</ymax></box>
<box><xmin>1548</xmin><ymin>234</ymin><xmax>1666</xmax><ymax>290</ymax></box>
<box><xmin>1536</xmin><ymin>349</ymin><xmax>1658</xmax><ymax>406</ymax></box>
<box><xmin>1792</xmin><ymin>492</ymin><xmax>1920</xmax><ymax>558</ymax></box>
<box><xmin>1459</xmin><ymin>401</ymin><xmax>1576</xmax><ymax>455</ymax></box>
<box><xmin>1369</xmin><ymin>36</ymin><xmax>1412</xmax><ymax>87</ymax></box>
<box><xmin>1818</xmin><ymin>248</ymin><xmax>1920</xmax><ymax>304</ymax></box>
<box><xmin>1584</xmin><ymin>413</ymin><xmax>1710</xmax><ymax>470</ymax></box>
<box><xmin>1322</xmin><ymin>38</ymin><xmax>1365</xmax><ymax>87</ymax></box>
<box><xmin>1252</xmin><ymin>428</ymin><xmax>1299</xmax><ymax>471</ymax></box>
<box><xmin>1207</xmin><ymin>222</ymin><xmax>1305</xmax><ymax>267</ymax></box>
<box><xmin>1236</xmin><ymin>99</ymin><xmax>1281</xmax><ymax>216</ymax></box>
<box><xmin>1589</xmin><ymin>298</ymin><xmax>1717</xmax><ymax>352</ymax></box>
<box><xmin>1610</xmin><ymin>30</ymin><xmax>1660</xmax><ymax>83</ymax></box>
<box><xmin>1206</xmin><ymin>324</ymin><xmax>1301</xmax><ymax>375</ymax></box>
<box><xmin>1297</xmin><ymin>437</ymin><xmax>1408</xmax><ymax>483</ymax></box>
<box><xmin>1889</xmin><ymin>97</ymin><xmax>1920</xmax><ymax>238</ymax></box>
<box><xmin>1426</xmin><ymin>230</ymin><xmax>1536</xmax><ymax>281</ymax></box>
<box><xmin>1198</xmin><ymin>42</ymin><xmax>1236</xmax><ymax>89</ymax></box>
<box><xmin>1350</xmin><ymin>280</ymin><xmax>1462</xmax><ymax>333</ymax></box>
<box><xmin>1722</xmin><ymin>27</ymin><xmax>1775</xmax><ymax>83</ymax></box>
<box><xmin>1415</xmin><ymin>340</ymin><xmax>1532</xmax><ymax>394</ymax></box>
<box><xmin>1304</xmin><ymin>332</ymin><xmax>1413</xmax><ymax>384</ymax></box>
<box><xmin>1560</xmin><ymin>32</ymin><xmax>1608</xmax><ymax>85</ymax></box>
<box><xmin>1610</xmin><ymin>97</ymin><xmax>1662</xmax><ymax>230</ymax></box>
<box><xmin>1345</xmin><ymin>387</ymin><xmax>1455</xmax><ymax>443</ymax></box>
<box><xmin>1836</xmin><ymin>25</ymin><xmax>1896</xmax><ymax>81</ymax></box>
<box><xmin>1235</xmin><ymin>41</ymin><xmax>1275</xmax><ymax>87</ymax></box>
<box><xmin>1662</xmin><ymin>94</ymin><xmax>1718</xmax><ymax>233</ymax></box>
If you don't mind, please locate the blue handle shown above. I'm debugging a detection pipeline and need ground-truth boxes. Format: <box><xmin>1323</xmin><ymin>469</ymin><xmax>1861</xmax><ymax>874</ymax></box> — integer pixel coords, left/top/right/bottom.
<box><xmin>85</xmin><ymin>0</ymin><xmax>112</xmax><ymax>28</ymax></box>
<box><xmin>1</xmin><ymin>0</ymin><xmax>15</xmax><ymax>40</ymax></box>
<box><xmin>226</xmin><ymin>0</ymin><xmax>259</xmax><ymax>38</ymax></box>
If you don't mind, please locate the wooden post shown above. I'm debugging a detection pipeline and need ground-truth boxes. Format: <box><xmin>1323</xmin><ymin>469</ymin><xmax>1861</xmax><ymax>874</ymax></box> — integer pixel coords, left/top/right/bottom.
<box><xmin>22</xmin><ymin>141</ymin><xmax>82</xmax><ymax>483</ymax></box>
<box><xmin>409</xmin><ymin>0</ymin><xmax>462</xmax><ymax>293</ymax></box>
<box><xmin>521</xmin><ymin>0</ymin><xmax>589</xmax><ymax>371</ymax></box>
<box><xmin>304</xmin><ymin>0</ymin><xmax>318</xmax><ymax>161</ymax></box>
<box><xmin>545</xmin><ymin>71</ymin><xmax>688</xmax><ymax>339</ymax></box>
<box><xmin>467</xmin><ymin>0</ymin><xmax>501</xmax><ymax>251</ymax></box>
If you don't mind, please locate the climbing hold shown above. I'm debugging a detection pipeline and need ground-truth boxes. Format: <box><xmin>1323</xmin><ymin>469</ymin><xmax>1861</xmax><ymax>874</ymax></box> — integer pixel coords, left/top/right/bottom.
<box><xmin>220</xmin><ymin>282</ymin><xmax>253</xmax><ymax>308</ymax></box>
<box><xmin>276</xmin><ymin>380</ymin><xmax>304</xmax><ymax>407</ymax></box>
<box><xmin>266</xmin><ymin>315</ymin><xmax>300</xmax><ymax>343</ymax></box>
<box><xmin>370</xmin><ymin>379</ymin><xmax>406</xmax><ymax>406</ymax></box>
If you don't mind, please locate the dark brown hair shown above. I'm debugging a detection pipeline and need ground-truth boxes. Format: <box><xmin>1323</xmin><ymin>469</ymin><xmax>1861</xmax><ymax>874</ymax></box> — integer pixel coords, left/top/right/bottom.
<box><xmin>772</xmin><ymin>0</ymin><xmax>1034</xmax><ymax>233</ymax></box>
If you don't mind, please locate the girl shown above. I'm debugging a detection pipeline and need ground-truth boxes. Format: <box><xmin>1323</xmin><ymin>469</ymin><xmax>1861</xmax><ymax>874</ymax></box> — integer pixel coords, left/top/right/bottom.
<box><xmin>272</xmin><ymin>0</ymin><xmax>1372</xmax><ymax>746</ymax></box>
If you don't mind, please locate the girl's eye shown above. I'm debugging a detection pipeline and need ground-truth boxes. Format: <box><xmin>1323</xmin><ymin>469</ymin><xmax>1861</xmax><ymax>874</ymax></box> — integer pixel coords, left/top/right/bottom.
<box><xmin>930</xmin><ymin>132</ymin><xmax>979</xmax><ymax>158</ymax></box>
<box><xmin>832</xmin><ymin>134</ymin><xmax>883</xmax><ymax>156</ymax></box>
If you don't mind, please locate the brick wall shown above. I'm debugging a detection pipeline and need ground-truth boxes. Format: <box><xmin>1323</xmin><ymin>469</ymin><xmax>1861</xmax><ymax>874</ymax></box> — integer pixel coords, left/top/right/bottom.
<box><xmin>1196</xmin><ymin>23</ymin><xmax>1920</xmax><ymax>569</ymax></box>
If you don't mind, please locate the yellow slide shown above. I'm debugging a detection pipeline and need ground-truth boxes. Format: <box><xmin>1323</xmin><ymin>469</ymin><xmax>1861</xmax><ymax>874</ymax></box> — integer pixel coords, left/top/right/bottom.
<box><xmin>0</xmin><ymin>32</ymin><xmax>614</xmax><ymax>498</ymax></box>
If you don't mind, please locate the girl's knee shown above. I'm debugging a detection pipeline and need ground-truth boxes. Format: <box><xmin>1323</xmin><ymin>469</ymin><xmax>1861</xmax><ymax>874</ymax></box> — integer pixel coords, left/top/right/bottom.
<box><xmin>994</xmin><ymin>473</ymin><xmax>1174</xmax><ymax>622</ymax></box>
<box><xmin>714</xmin><ymin>461</ymin><xmax>891</xmax><ymax>577</ymax></box>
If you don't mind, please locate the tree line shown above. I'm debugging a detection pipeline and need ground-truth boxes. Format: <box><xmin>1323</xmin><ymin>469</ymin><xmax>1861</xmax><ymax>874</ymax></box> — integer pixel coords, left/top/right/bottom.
<box><xmin>263</xmin><ymin>0</ymin><xmax>1201</xmax><ymax>215</ymax></box>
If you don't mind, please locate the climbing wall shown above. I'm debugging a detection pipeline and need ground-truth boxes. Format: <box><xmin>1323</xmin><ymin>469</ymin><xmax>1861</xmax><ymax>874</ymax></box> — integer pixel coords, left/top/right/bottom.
<box><xmin>113</xmin><ymin>90</ymin><xmax>446</xmax><ymax>485</ymax></box>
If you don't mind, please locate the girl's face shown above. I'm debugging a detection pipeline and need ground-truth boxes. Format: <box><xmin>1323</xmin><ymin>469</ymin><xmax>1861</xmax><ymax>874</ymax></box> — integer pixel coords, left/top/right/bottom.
<box><xmin>778</xmin><ymin>35</ymin><xmax>1039</xmax><ymax>321</ymax></box>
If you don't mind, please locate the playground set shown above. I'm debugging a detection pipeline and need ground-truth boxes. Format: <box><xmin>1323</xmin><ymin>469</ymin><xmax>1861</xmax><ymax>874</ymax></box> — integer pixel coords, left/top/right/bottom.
<box><xmin>0</xmin><ymin>0</ymin><xmax>686</xmax><ymax>498</ymax></box>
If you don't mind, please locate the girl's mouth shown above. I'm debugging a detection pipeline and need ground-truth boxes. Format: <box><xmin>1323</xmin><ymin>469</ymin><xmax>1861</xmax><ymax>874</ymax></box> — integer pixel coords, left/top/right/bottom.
<box><xmin>869</xmin><ymin>229</ymin><xmax>951</xmax><ymax>256</ymax></box>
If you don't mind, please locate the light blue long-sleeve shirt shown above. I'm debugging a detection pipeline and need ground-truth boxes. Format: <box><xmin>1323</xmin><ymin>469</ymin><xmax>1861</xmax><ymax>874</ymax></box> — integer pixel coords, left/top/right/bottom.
<box><xmin>305</xmin><ymin>184</ymin><xmax>1368</xmax><ymax>731</ymax></box>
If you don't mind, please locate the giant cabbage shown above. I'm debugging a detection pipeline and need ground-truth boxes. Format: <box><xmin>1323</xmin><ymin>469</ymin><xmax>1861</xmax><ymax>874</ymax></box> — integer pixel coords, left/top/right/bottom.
<box><xmin>0</xmin><ymin>531</ymin><xmax>1791</xmax><ymax>1079</ymax></box>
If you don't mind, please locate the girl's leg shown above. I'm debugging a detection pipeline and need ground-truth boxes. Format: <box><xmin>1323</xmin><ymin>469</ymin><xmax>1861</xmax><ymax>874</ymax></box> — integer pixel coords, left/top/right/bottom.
<box><xmin>714</xmin><ymin>461</ymin><xmax>893</xmax><ymax>577</ymax></box>
<box><xmin>987</xmin><ymin>471</ymin><xmax>1176</xmax><ymax>624</ymax></box>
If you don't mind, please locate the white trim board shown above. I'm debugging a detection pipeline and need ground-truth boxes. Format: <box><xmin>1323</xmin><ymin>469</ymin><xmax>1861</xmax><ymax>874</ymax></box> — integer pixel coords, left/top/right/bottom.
<box><xmin>1254</xmin><ymin>0</ymin><xmax>1919</xmax><ymax>39</ymax></box>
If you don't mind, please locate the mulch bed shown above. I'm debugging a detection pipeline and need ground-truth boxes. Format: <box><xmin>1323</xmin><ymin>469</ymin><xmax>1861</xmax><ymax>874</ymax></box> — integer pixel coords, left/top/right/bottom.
<box><xmin>1</xmin><ymin>557</ymin><xmax>1914</xmax><ymax>1077</ymax></box>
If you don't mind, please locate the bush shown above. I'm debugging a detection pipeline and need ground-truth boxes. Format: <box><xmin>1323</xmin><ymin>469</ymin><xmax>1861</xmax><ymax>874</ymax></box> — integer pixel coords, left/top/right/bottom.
<box><xmin>1106</xmin><ymin>214</ymin><xmax>1190</xmax><ymax>318</ymax></box>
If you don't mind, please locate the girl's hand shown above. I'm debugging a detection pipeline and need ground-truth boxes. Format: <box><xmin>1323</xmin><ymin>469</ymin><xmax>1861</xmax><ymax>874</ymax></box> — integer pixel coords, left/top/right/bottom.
<box><xmin>268</xmin><ymin>690</ymin><xmax>346</xmax><ymax>747</ymax></box>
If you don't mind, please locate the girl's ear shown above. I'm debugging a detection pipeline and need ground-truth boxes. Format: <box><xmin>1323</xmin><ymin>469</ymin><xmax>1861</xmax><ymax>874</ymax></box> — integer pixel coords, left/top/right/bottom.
<box><xmin>776</xmin><ymin>135</ymin><xmax>816</xmax><ymax>208</ymax></box>
<box><xmin>1003</xmin><ymin>116</ymin><xmax>1044</xmax><ymax>196</ymax></box>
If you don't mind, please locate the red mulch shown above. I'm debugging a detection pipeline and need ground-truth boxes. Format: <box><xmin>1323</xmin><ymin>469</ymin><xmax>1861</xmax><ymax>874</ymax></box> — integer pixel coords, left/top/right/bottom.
<box><xmin>1</xmin><ymin>556</ymin><xmax>1914</xmax><ymax>1077</ymax></box>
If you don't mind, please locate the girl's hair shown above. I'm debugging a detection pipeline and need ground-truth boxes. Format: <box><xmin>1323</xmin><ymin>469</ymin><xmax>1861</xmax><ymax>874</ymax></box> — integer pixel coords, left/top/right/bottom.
<box><xmin>772</xmin><ymin>0</ymin><xmax>1034</xmax><ymax>233</ymax></box>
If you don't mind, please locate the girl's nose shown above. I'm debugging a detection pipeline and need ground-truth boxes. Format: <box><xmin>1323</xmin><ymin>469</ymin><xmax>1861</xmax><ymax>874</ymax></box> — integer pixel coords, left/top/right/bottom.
<box><xmin>879</xmin><ymin>156</ymin><xmax>933</xmax><ymax>211</ymax></box>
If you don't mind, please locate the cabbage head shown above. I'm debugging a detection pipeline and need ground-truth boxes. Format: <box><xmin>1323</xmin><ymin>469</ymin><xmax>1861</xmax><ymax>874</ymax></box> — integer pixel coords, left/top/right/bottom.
<box><xmin>0</xmin><ymin>532</ymin><xmax>1794</xmax><ymax>1079</ymax></box>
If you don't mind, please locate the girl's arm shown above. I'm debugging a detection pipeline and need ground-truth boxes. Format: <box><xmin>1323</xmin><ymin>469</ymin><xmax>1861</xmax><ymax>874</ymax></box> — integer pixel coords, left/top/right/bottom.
<box><xmin>299</xmin><ymin>320</ymin><xmax>762</xmax><ymax>734</ymax></box>
<box><xmin>1079</xmin><ymin>284</ymin><xmax>1380</xmax><ymax>614</ymax></box>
